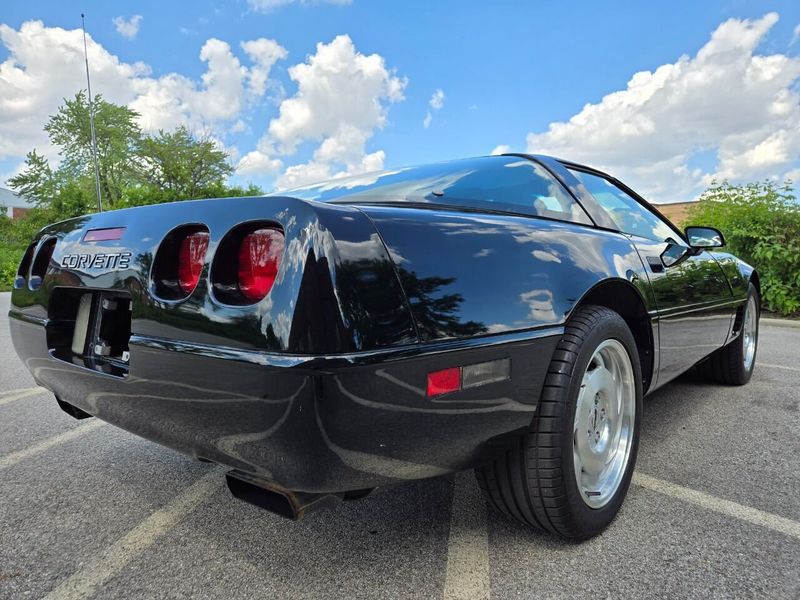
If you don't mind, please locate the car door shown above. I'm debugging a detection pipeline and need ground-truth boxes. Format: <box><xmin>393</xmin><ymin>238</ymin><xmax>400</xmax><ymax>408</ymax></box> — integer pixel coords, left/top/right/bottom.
<box><xmin>565</xmin><ymin>168</ymin><xmax>734</xmax><ymax>387</ymax></box>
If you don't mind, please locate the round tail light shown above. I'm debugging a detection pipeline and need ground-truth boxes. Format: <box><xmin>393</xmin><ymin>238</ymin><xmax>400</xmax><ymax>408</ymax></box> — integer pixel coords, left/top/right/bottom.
<box><xmin>237</xmin><ymin>228</ymin><xmax>284</xmax><ymax>302</ymax></box>
<box><xmin>177</xmin><ymin>231</ymin><xmax>210</xmax><ymax>295</ymax></box>
<box><xmin>29</xmin><ymin>238</ymin><xmax>57</xmax><ymax>289</ymax></box>
<box><xmin>152</xmin><ymin>224</ymin><xmax>210</xmax><ymax>300</ymax></box>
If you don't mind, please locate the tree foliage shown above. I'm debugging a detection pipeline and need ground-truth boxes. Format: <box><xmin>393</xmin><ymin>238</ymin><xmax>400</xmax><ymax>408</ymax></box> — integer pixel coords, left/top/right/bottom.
<box><xmin>135</xmin><ymin>127</ymin><xmax>234</xmax><ymax>200</ymax></box>
<box><xmin>686</xmin><ymin>180</ymin><xmax>800</xmax><ymax>316</ymax></box>
<box><xmin>44</xmin><ymin>91</ymin><xmax>141</xmax><ymax>206</ymax></box>
<box><xmin>2</xmin><ymin>92</ymin><xmax>263</xmax><ymax>289</ymax></box>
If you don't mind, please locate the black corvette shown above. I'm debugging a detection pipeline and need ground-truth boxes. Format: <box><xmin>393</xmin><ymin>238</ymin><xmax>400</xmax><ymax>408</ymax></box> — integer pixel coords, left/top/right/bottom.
<box><xmin>8</xmin><ymin>154</ymin><xmax>759</xmax><ymax>539</ymax></box>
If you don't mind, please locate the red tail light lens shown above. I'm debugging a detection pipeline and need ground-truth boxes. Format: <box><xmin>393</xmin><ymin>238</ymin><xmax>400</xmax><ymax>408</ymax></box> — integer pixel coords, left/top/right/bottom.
<box><xmin>237</xmin><ymin>228</ymin><xmax>284</xmax><ymax>302</ymax></box>
<box><xmin>427</xmin><ymin>367</ymin><xmax>462</xmax><ymax>397</ymax></box>
<box><xmin>177</xmin><ymin>231</ymin><xmax>209</xmax><ymax>294</ymax></box>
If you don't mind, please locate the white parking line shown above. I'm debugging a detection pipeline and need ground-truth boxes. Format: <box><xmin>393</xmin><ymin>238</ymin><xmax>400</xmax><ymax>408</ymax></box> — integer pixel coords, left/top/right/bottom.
<box><xmin>634</xmin><ymin>472</ymin><xmax>800</xmax><ymax>541</ymax></box>
<box><xmin>0</xmin><ymin>386</ymin><xmax>46</xmax><ymax>406</ymax></box>
<box><xmin>0</xmin><ymin>421</ymin><xmax>106</xmax><ymax>470</ymax></box>
<box><xmin>44</xmin><ymin>473</ymin><xmax>220</xmax><ymax>600</ymax></box>
<box><xmin>760</xmin><ymin>362</ymin><xmax>800</xmax><ymax>373</ymax></box>
<box><xmin>442</xmin><ymin>471</ymin><xmax>490</xmax><ymax>600</ymax></box>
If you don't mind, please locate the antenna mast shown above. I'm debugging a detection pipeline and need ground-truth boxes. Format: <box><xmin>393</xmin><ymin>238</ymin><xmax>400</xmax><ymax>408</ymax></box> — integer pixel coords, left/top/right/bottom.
<box><xmin>81</xmin><ymin>13</ymin><xmax>103</xmax><ymax>212</ymax></box>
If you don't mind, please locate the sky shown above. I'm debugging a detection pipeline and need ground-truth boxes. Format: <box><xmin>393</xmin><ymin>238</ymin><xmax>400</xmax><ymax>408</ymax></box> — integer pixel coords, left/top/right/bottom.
<box><xmin>0</xmin><ymin>0</ymin><xmax>799</xmax><ymax>204</ymax></box>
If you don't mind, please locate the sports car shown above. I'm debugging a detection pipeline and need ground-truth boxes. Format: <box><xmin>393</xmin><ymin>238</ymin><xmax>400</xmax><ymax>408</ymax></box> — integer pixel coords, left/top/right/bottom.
<box><xmin>8</xmin><ymin>154</ymin><xmax>760</xmax><ymax>539</ymax></box>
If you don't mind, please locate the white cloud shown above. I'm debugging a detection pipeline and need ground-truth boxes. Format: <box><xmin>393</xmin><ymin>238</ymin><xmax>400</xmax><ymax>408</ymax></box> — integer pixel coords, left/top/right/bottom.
<box><xmin>241</xmin><ymin>38</ymin><xmax>288</xmax><ymax>99</ymax></box>
<box><xmin>128</xmin><ymin>38</ymin><xmax>253</xmax><ymax>131</ymax></box>
<box><xmin>248</xmin><ymin>0</ymin><xmax>352</xmax><ymax>13</ymax></box>
<box><xmin>525</xmin><ymin>13</ymin><xmax>800</xmax><ymax>202</ymax></box>
<box><xmin>236</xmin><ymin>150</ymin><xmax>283</xmax><ymax>176</ymax></box>
<box><xmin>792</xmin><ymin>24</ymin><xmax>800</xmax><ymax>44</ymax></box>
<box><xmin>112</xmin><ymin>15</ymin><xmax>142</xmax><ymax>40</ymax></box>
<box><xmin>0</xmin><ymin>20</ymin><xmax>148</xmax><ymax>160</ymax></box>
<box><xmin>0</xmin><ymin>22</ymin><xmax>403</xmax><ymax>192</ymax></box>
<box><xmin>268</xmin><ymin>35</ymin><xmax>405</xmax><ymax>153</ymax></box>
<box><xmin>252</xmin><ymin>34</ymin><xmax>405</xmax><ymax>189</ymax></box>
<box><xmin>429</xmin><ymin>88</ymin><xmax>445</xmax><ymax>110</ymax></box>
<box><xmin>423</xmin><ymin>88</ymin><xmax>445</xmax><ymax>128</ymax></box>
<box><xmin>491</xmin><ymin>144</ymin><xmax>510</xmax><ymax>155</ymax></box>
<box><xmin>0</xmin><ymin>20</ymin><xmax>286</xmax><ymax>163</ymax></box>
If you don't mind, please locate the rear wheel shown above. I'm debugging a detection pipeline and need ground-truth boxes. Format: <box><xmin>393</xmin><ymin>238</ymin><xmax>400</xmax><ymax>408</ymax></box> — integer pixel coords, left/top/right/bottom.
<box><xmin>699</xmin><ymin>283</ymin><xmax>759</xmax><ymax>385</ymax></box>
<box><xmin>475</xmin><ymin>305</ymin><xmax>642</xmax><ymax>539</ymax></box>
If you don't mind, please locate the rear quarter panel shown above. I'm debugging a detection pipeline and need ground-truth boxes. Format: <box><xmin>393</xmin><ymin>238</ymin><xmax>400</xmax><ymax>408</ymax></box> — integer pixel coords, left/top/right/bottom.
<box><xmin>360</xmin><ymin>206</ymin><xmax>656</xmax><ymax>338</ymax></box>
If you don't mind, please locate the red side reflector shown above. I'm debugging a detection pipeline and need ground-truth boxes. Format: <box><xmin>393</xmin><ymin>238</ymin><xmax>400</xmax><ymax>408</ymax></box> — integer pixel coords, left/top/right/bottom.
<box><xmin>83</xmin><ymin>227</ymin><xmax>125</xmax><ymax>242</ymax></box>
<box><xmin>177</xmin><ymin>231</ymin><xmax>209</xmax><ymax>294</ymax></box>
<box><xmin>238</xmin><ymin>228</ymin><xmax>284</xmax><ymax>302</ymax></box>
<box><xmin>427</xmin><ymin>367</ymin><xmax>462</xmax><ymax>397</ymax></box>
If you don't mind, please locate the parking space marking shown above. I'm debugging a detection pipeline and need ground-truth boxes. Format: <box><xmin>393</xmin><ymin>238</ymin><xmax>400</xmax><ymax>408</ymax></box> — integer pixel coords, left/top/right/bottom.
<box><xmin>0</xmin><ymin>421</ymin><xmax>106</xmax><ymax>470</ymax></box>
<box><xmin>442</xmin><ymin>471</ymin><xmax>490</xmax><ymax>600</ymax></box>
<box><xmin>44</xmin><ymin>472</ymin><xmax>220</xmax><ymax>600</ymax></box>
<box><xmin>760</xmin><ymin>362</ymin><xmax>800</xmax><ymax>373</ymax></box>
<box><xmin>0</xmin><ymin>386</ymin><xmax>45</xmax><ymax>406</ymax></box>
<box><xmin>634</xmin><ymin>472</ymin><xmax>800</xmax><ymax>541</ymax></box>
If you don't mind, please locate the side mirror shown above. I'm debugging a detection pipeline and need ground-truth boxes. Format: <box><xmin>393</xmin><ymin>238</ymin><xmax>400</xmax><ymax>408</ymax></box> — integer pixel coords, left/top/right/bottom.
<box><xmin>685</xmin><ymin>226</ymin><xmax>725</xmax><ymax>249</ymax></box>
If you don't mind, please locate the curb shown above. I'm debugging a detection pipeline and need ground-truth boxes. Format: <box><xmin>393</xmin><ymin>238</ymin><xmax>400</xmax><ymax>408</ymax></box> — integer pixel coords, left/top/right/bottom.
<box><xmin>761</xmin><ymin>317</ymin><xmax>800</xmax><ymax>329</ymax></box>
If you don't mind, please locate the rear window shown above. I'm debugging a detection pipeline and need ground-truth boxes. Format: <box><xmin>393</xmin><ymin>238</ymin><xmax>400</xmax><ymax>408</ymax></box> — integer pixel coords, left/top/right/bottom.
<box><xmin>279</xmin><ymin>156</ymin><xmax>592</xmax><ymax>225</ymax></box>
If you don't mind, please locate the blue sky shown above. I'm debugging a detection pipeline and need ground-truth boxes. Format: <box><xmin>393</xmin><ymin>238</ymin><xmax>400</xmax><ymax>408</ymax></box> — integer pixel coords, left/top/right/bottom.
<box><xmin>1</xmin><ymin>0</ymin><xmax>799</xmax><ymax>204</ymax></box>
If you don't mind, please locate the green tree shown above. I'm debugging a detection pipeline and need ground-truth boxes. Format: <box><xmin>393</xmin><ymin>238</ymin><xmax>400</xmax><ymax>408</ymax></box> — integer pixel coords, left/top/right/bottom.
<box><xmin>135</xmin><ymin>126</ymin><xmax>234</xmax><ymax>200</ymax></box>
<box><xmin>44</xmin><ymin>91</ymin><xmax>142</xmax><ymax>207</ymax></box>
<box><xmin>6</xmin><ymin>150</ymin><xmax>57</xmax><ymax>207</ymax></box>
<box><xmin>687</xmin><ymin>180</ymin><xmax>800</xmax><ymax>315</ymax></box>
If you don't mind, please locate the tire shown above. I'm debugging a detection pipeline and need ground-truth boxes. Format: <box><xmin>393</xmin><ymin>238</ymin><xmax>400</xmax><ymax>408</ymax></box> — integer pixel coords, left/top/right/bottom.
<box><xmin>475</xmin><ymin>305</ymin><xmax>643</xmax><ymax>540</ymax></box>
<box><xmin>699</xmin><ymin>283</ymin><xmax>759</xmax><ymax>386</ymax></box>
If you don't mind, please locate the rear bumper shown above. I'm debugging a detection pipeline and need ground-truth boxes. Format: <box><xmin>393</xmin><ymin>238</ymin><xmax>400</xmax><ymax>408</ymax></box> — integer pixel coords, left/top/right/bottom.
<box><xmin>10</xmin><ymin>309</ymin><xmax>561</xmax><ymax>494</ymax></box>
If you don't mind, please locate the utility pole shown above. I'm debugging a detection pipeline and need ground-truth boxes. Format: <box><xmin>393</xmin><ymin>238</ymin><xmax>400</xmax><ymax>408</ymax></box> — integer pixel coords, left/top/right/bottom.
<box><xmin>81</xmin><ymin>13</ymin><xmax>103</xmax><ymax>212</ymax></box>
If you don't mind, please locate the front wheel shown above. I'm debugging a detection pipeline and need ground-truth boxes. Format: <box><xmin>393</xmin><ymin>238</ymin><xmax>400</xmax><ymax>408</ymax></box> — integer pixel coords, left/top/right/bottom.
<box><xmin>475</xmin><ymin>305</ymin><xmax>642</xmax><ymax>540</ymax></box>
<box><xmin>699</xmin><ymin>283</ymin><xmax>759</xmax><ymax>385</ymax></box>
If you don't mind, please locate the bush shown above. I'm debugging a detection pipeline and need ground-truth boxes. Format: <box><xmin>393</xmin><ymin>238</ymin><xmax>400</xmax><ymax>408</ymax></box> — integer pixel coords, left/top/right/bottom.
<box><xmin>686</xmin><ymin>181</ymin><xmax>800</xmax><ymax>316</ymax></box>
<box><xmin>0</xmin><ymin>207</ymin><xmax>63</xmax><ymax>291</ymax></box>
<box><xmin>0</xmin><ymin>245</ymin><xmax>20</xmax><ymax>290</ymax></box>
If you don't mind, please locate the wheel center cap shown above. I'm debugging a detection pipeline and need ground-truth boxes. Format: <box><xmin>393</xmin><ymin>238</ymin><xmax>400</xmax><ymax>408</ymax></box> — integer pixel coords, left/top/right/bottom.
<box><xmin>587</xmin><ymin>393</ymin><xmax>609</xmax><ymax>451</ymax></box>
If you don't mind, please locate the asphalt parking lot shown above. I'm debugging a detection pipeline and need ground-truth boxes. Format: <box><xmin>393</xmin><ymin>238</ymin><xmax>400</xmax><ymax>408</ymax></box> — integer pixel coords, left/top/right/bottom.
<box><xmin>1</xmin><ymin>291</ymin><xmax>798</xmax><ymax>600</ymax></box>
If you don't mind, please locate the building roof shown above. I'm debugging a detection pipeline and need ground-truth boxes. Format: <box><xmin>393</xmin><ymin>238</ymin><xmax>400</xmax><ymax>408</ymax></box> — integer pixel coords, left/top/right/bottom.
<box><xmin>0</xmin><ymin>187</ymin><xmax>27</xmax><ymax>208</ymax></box>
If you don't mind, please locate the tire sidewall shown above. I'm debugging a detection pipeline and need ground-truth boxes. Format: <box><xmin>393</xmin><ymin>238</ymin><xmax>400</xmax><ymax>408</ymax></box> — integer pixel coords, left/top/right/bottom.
<box><xmin>559</xmin><ymin>311</ymin><xmax>643</xmax><ymax>537</ymax></box>
<box><xmin>740</xmin><ymin>283</ymin><xmax>760</xmax><ymax>381</ymax></box>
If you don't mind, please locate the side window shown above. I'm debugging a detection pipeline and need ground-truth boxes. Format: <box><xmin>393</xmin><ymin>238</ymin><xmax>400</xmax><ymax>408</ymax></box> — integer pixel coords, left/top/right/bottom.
<box><xmin>290</xmin><ymin>156</ymin><xmax>593</xmax><ymax>226</ymax></box>
<box><xmin>569</xmin><ymin>169</ymin><xmax>677</xmax><ymax>242</ymax></box>
<box><xmin>434</xmin><ymin>159</ymin><xmax>592</xmax><ymax>225</ymax></box>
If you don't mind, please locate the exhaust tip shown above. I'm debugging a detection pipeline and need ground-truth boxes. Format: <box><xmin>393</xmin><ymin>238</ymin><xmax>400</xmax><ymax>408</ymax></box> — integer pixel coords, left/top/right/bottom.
<box><xmin>55</xmin><ymin>397</ymin><xmax>93</xmax><ymax>420</ymax></box>
<box><xmin>225</xmin><ymin>470</ymin><xmax>341</xmax><ymax>521</ymax></box>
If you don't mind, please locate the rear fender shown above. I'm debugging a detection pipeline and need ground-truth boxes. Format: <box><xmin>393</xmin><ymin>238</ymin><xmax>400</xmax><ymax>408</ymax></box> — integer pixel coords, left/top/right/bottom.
<box><xmin>359</xmin><ymin>206</ymin><xmax>655</xmax><ymax>340</ymax></box>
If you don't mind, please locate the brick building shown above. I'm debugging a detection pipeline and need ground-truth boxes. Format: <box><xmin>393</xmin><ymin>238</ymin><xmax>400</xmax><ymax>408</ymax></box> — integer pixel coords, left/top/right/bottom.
<box><xmin>656</xmin><ymin>201</ymin><xmax>695</xmax><ymax>228</ymax></box>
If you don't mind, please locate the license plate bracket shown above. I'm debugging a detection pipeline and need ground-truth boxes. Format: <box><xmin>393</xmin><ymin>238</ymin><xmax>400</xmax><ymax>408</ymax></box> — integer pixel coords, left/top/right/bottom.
<box><xmin>47</xmin><ymin>289</ymin><xmax>132</xmax><ymax>377</ymax></box>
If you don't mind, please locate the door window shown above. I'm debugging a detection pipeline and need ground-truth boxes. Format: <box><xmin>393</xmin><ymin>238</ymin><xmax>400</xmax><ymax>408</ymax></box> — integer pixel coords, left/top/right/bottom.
<box><xmin>569</xmin><ymin>170</ymin><xmax>678</xmax><ymax>242</ymax></box>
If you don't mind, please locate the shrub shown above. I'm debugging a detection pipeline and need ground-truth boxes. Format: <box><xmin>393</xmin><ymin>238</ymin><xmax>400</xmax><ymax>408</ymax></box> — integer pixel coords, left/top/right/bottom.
<box><xmin>0</xmin><ymin>207</ymin><xmax>61</xmax><ymax>291</ymax></box>
<box><xmin>686</xmin><ymin>181</ymin><xmax>800</xmax><ymax>316</ymax></box>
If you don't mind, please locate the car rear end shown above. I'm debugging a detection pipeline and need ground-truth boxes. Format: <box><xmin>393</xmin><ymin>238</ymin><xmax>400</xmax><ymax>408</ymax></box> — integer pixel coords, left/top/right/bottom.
<box><xmin>8</xmin><ymin>194</ymin><xmax>556</xmax><ymax>496</ymax></box>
